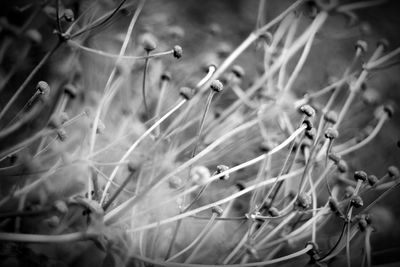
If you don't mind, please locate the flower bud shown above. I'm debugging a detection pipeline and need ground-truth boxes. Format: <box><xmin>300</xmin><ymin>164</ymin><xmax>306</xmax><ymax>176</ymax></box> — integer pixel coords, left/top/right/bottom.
<box><xmin>387</xmin><ymin>166</ymin><xmax>399</xmax><ymax>179</ymax></box>
<box><xmin>179</xmin><ymin>87</ymin><xmax>195</xmax><ymax>100</ymax></box>
<box><xmin>367</xmin><ymin>175</ymin><xmax>378</xmax><ymax>186</ymax></box>
<box><xmin>37</xmin><ymin>81</ymin><xmax>50</xmax><ymax>95</ymax></box>
<box><xmin>140</xmin><ymin>33</ymin><xmax>157</xmax><ymax>52</ymax></box>
<box><xmin>216</xmin><ymin>165</ymin><xmax>230</xmax><ymax>180</ymax></box>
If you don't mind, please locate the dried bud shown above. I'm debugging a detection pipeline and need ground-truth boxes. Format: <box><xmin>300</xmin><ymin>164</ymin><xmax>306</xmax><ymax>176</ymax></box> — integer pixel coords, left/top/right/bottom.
<box><xmin>305</xmin><ymin>127</ymin><xmax>317</xmax><ymax>140</ymax></box>
<box><xmin>300</xmin><ymin>105</ymin><xmax>316</xmax><ymax>117</ymax></box>
<box><xmin>37</xmin><ymin>81</ymin><xmax>50</xmax><ymax>95</ymax></box>
<box><xmin>383</xmin><ymin>104</ymin><xmax>395</xmax><ymax>118</ymax></box>
<box><xmin>387</xmin><ymin>166</ymin><xmax>399</xmax><ymax>179</ymax></box>
<box><xmin>211</xmin><ymin>205</ymin><xmax>223</xmax><ymax>216</ymax></box>
<box><xmin>179</xmin><ymin>87</ymin><xmax>195</xmax><ymax>100</ymax></box>
<box><xmin>351</xmin><ymin>195</ymin><xmax>364</xmax><ymax>208</ymax></box>
<box><xmin>367</xmin><ymin>175</ymin><xmax>378</xmax><ymax>186</ymax></box>
<box><xmin>295</xmin><ymin>193</ymin><xmax>312</xmax><ymax>209</ymax></box>
<box><xmin>140</xmin><ymin>33</ymin><xmax>157</xmax><ymax>52</ymax></box>
<box><xmin>173</xmin><ymin>45</ymin><xmax>183</xmax><ymax>59</ymax></box>
<box><xmin>377</xmin><ymin>38</ymin><xmax>389</xmax><ymax>51</ymax></box>
<box><xmin>231</xmin><ymin>65</ymin><xmax>245</xmax><ymax>79</ymax></box>
<box><xmin>302</xmin><ymin>119</ymin><xmax>313</xmax><ymax>131</ymax></box>
<box><xmin>210</xmin><ymin>80</ymin><xmax>224</xmax><ymax>92</ymax></box>
<box><xmin>354</xmin><ymin>170</ymin><xmax>367</xmax><ymax>182</ymax></box>
<box><xmin>355</xmin><ymin>40</ymin><xmax>368</xmax><ymax>53</ymax></box>
<box><xmin>64</xmin><ymin>84</ymin><xmax>77</xmax><ymax>98</ymax></box>
<box><xmin>325</xmin><ymin>127</ymin><xmax>339</xmax><ymax>139</ymax></box>
<box><xmin>57</xmin><ymin>128</ymin><xmax>68</xmax><ymax>141</ymax></box>
<box><xmin>324</xmin><ymin>110</ymin><xmax>338</xmax><ymax>124</ymax></box>
<box><xmin>63</xmin><ymin>9</ymin><xmax>75</xmax><ymax>22</ymax></box>
<box><xmin>161</xmin><ymin>71</ymin><xmax>171</xmax><ymax>81</ymax></box>
<box><xmin>337</xmin><ymin>160</ymin><xmax>348</xmax><ymax>173</ymax></box>
<box><xmin>216</xmin><ymin>165</ymin><xmax>230</xmax><ymax>180</ymax></box>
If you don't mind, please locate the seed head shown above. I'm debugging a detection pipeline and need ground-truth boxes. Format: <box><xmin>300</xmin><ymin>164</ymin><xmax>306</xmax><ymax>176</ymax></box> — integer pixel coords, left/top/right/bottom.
<box><xmin>161</xmin><ymin>71</ymin><xmax>171</xmax><ymax>81</ymax></box>
<box><xmin>354</xmin><ymin>170</ymin><xmax>367</xmax><ymax>182</ymax></box>
<box><xmin>351</xmin><ymin>195</ymin><xmax>364</xmax><ymax>208</ymax></box>
<box><xmin>377</xmin><ymin>38</ymin><xmax>389</xmax><ymax>51</ymax></box>
<box><xmin>323</xmin><ymin>111</ymin><xmax>338</xmax><ymax>124</ymax></box>
<box><xmin>210</xmin><ymin>80</ymin><xmax>224</xmax><ymax>92</ymax></box>
<box><xmin>190</xmin><ymin>166</ymin><xmax>211</xmax><ymax>185</ymax></box>
<box><xmin>179</xmin><ymin>87</ymin><xmax>195</xmax><ymax>100</ymax></box>
<box><xmin>37</xmin><ymin>81</ymin><xmax>50</xmax><ymax>95</ymax></box>
<box><xmin>295</xmin><ymin>193</ymin><xmax>312</xmax><ymax>209</ymax></box>
<box><xmin>216</xmin><ymin>165</ymin><xmax>230</xmax><ymax>180</ymax></box>
<box><xmin>383</xmin><ymin>103</ymin><xmax>395</xmax><ymax>118</ymax></box>
<box><xmin>64</xmin><ymin>84</ymin><xmax>77</xmax><ymax>98</ymax></box>
<box><xmin>299</xmin><ymin>104</ymin><xmax>316</xmax><ymax>117</ymax></box>
<box><xmin>325</xmin><ymin>127</ymin><xmax>339</xmax><ymax>139</ymax></box>
<box><xmin>367</xmin><ymin>174</ymin><xmax>378</xmax><ymax>186</ymax></box>
<box><xmin>173</xmin><ymin>45</ymin><xmax>183</xmax><ymax>59</ymax></box>
<box><xmin>305</xmin><ymin>127</ymin><xmax>317</xmax><ymax>140</ymax></box>
<box><xmin>211</xmin><ymin>205</ymin><xmax>224</xmax><ymax>216</ymax></box>
<box><xmin>355</xmin><ymin>40</ymin><xmax>368</xmax><ymax>53</ymax></box>
<box><xmin>302</xmin><ymin>119</ymin><xmax>313</xmax><ymax>131</ymax></box>
<box><xmin>387</xmin><ymin>166</ymin><xmax>399</xmax><ymax>179</ymax></box>
<box><xmin>140</xmin><ymin>33</ymin><xmax>157</xmax><ymax>52</ymax></box>
<box><xmin>337</xmin><ymin>160</ymin><xmax>348</xmax><ymax>173</ymax></box>
<box><xmin>63</xmin><ymin>9</ymin><xmax>75</xmax><ymax>22</ymax></box>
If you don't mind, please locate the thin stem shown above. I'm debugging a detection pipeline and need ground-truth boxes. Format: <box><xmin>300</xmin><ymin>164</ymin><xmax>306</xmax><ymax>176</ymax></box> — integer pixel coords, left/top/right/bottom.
<box><xmin>99</xmin><ymin>99</ymin><xmax>186</xmax><ymax>205</ymax></box>
<box><xmin>0</xmin><ymin>231</ymin><xmax>98</xmax><ymax>243</ymax></box>
<box><xmin>0</xmin><ymin>41</ymin><xmax>61</xmax><ymax>123</ymax></box>
<box><xmin>142</xmin><ymin>52</ymin><xmax>152</xmax><ymax>119</ymax></box>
